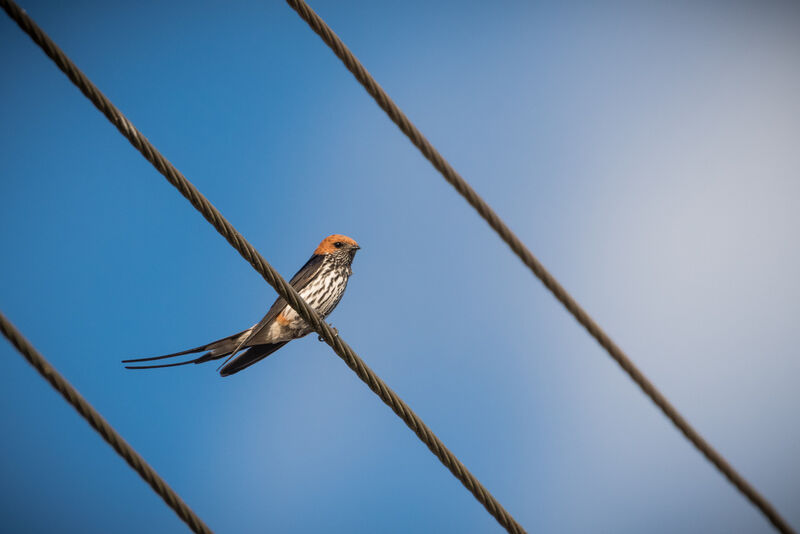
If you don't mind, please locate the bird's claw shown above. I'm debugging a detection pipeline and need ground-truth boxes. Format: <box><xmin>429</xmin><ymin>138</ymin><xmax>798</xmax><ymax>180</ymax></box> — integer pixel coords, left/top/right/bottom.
<box><xmin>318</xmin><ymin>324</ymin><xmax>339</xmax><ymax>342</ymax></box>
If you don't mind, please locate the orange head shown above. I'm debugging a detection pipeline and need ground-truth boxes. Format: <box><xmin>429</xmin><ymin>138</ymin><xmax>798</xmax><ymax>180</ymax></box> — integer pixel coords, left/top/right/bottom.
<box><xmin>314</xmin><ymin>234</ymin><xmax>360</xmax><ymax>255</ymax></box>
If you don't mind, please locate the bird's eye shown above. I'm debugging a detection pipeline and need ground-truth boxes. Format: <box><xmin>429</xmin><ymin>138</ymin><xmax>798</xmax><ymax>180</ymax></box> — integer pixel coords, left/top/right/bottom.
<box><xmin>334</xmin><ymin>242</ymin><xmax>344</xmax><ymax>248</ymax></box>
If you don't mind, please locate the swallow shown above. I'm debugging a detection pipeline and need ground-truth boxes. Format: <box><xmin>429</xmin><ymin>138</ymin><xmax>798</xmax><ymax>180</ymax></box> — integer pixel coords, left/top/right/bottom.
<box><xmin>123</xmin><ymin>234</ymin><xmax>360</xmax><ymax>376</ymax></box>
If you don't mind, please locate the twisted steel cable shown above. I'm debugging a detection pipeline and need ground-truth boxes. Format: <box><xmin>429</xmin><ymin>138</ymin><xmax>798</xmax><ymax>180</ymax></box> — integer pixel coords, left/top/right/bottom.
<box><xmin>0</xmin><ymin>312</ymin><xmax>214</xmax><ymax>534</ymax></box>
<box><xmin>283</xmin><ymin>1</ymin><xmax>796</xmax><ymax>533</ymax></box>
<box><xmin>1</xmin><ymin>1</ymin><xmax>525</xmax><ymax>532</ymax></box>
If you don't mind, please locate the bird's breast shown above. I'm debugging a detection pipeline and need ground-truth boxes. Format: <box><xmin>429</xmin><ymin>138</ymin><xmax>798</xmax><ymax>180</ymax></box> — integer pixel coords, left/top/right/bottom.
<box><xmin>275</xmin><ymin>264</ymin><xmax>350</xmax><ymax>338</ymax></box>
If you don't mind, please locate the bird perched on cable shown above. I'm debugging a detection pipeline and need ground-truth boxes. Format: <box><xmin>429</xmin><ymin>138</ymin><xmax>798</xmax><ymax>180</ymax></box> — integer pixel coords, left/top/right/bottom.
<box><xmin>123</xmin><ymin>234</ymin><xmax>360</xmax><ymax>377</ymax></box>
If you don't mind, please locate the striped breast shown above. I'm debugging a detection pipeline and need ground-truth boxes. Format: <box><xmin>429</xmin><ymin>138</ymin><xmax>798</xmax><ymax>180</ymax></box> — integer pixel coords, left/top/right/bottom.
<box><xmin>278</xmin><ymin>261</ymin><xmax>349</xmax><ymax>336</ymax></box>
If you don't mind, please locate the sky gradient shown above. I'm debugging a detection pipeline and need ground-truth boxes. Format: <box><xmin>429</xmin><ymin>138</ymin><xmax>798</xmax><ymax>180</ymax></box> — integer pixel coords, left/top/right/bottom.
<box><xmin>1</xmin><ymin>1</ymin><xmax>799</xmax><ymax>533</ymax></box>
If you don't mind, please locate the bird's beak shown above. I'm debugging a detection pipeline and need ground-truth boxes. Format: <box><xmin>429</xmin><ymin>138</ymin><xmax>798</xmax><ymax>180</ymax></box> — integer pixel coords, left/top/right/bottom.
<box><xmin>352</xmin><ymin>245</ymin><xmax>361</xmax><ymax>250</ymax></box>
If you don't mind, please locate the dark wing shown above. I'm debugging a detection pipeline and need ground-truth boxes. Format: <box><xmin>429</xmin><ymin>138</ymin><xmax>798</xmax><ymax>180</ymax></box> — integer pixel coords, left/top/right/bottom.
<box><xmin>218</xmin><ymin>342</ymin><xmax>289</xmax><ymax>376</ymax></box>
<box><xmin>233</xmin><ymin>254</ymin><xmax>326</xmax><ymax>346</ymax></box>
<box><xmin>287</xmin><ymin>253</ymin><xmax>327</xmax><ymax>288</ymax></box>
<box><xmin>123</xmin><ymin>255</ymin><xmax>326</xmax><ymax>374</ymax></box>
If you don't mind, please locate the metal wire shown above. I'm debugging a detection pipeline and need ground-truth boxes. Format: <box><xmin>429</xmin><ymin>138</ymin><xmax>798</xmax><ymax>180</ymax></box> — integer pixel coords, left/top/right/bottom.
<box><xmin>283</xmin><ymin>1</ymin><xmax>796</xmax><ymax>533</ymax></box>
<box><xmin>0</xmin><ymin>311</ymin><xmax>214</xmax><ymax>534</ymax></box>
<box><xmin>1</xmin><ymin>1</ymin><xmax>525</xmax><ymax>532</ymax></box>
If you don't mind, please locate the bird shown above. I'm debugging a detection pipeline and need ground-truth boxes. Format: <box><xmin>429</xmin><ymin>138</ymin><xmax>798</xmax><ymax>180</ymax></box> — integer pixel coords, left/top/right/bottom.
<box><xmin>123</xmin><ymin>234</ymin><xmax>360</xmax><ymax>377</ymax></box>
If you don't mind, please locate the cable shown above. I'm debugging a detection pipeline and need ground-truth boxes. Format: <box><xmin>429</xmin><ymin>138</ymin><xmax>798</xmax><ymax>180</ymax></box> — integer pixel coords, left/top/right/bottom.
<box><xmin>0</xmin><ymin>311</ymin><xmax>214</xmax><ymax>534</ymax></box>
<box><xmin>282</xmin><ymin>1</ymin><xmax>796</xmax><ymax>533</ymax></box>
<box><xmin>0</xmin><ymin>1</ymin><xmax>525</xmax><ymax>532</ymax></box>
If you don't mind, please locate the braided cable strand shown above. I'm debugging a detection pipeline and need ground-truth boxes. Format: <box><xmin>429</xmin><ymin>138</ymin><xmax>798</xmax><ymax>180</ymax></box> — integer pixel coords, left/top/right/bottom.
<box><xmin>0</xmin><ymin>312</ymin><xmax>214</xmax><ymax>534</ymax></box>
<box><xmin>283</xmin><ymin>1</ymin><xmax>797</xmax><ymax>533</ymax></box>
<box><xmin>1</xmin><ymin>2</ymin><xmax>525</xmax><ymax>532</ymax></box>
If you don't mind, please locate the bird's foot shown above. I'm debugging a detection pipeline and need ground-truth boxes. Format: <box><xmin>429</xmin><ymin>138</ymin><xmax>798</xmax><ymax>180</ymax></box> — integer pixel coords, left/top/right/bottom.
<box><xmin>318</xmin><ymin>324</ymin><xmax>339</xmax><ymax>342</ymax></box>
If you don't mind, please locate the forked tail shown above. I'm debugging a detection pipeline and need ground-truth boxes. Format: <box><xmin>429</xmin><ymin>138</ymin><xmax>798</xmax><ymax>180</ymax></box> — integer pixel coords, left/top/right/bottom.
<box><xmin>122</xmin><ymin>330</ymin><xmax>248</xmax><ymax>370</ymax></box>
<box><xmin>122</xmin><ymin>330</ymin><xmax>288</xmax><ymax>376</ymax></box>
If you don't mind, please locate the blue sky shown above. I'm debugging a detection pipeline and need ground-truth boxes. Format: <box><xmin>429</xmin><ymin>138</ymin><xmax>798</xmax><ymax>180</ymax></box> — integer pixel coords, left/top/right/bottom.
<box><xmin>1</xmin><ymin>1</ymin><xmax>799</xmax><ymax>532</ymax></box>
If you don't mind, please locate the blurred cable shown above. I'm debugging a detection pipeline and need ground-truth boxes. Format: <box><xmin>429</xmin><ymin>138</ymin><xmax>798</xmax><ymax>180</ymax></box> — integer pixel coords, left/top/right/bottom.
<box><xmin>0</xmin><ymin>1</ymin><xmax>525</xmax><ymax>532</ymax></box>
<box><xmin>283</xmin><ymin>1</ymin><xmax>796</xmax><ymax>533</ymax></box>
<box><xmin>0</xmin><ymin>311</ymin><xmax>214</xmax><ymax>534</ymax></box>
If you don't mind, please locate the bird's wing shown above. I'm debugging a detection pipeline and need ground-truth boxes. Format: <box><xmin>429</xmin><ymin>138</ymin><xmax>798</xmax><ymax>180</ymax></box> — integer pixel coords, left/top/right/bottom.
<box><xmin>287</xmin><ymin>253</ymin><xmax>327</xmax><ymax>288</ymax></box>
<box><xmin>233</xmin><ymin>254</ymin><xmax>326</xmax><ymax>346</ymax></box>
<box><xmin>124</xmin><ymin>255</ymin><xmax>327</xmax><ymax>373</ymax></box>
<box><xmin>218</xmin><ymin>342</ymin><xmax>289</xmax><ymax>376</ymax></box>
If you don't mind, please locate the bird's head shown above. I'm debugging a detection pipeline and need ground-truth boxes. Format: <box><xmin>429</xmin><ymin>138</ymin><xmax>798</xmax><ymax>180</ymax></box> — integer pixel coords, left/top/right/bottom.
<box><xmin>315</xmin><ymin>234</ymin><xmax>360</xmax><ymax>264</ymax></box>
